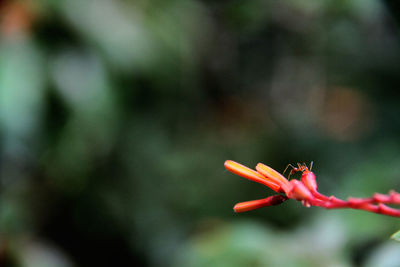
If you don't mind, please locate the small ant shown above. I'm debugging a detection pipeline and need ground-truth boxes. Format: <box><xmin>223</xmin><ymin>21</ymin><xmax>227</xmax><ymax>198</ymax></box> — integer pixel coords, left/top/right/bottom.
<box><xmin>283</xmin><ymin>162</ymin><xmax>313</xmax><ymax>179</ymax></box>
<box><xmin>283</xmin><ymin>161</ymin><xmax>317</xmax><ymax>192</ymax></box>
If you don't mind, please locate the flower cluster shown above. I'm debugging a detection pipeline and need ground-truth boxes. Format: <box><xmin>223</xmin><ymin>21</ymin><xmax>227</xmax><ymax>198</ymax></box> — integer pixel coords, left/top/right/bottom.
<box><xmin>225</xmin><ymin>160</ymin><xmax>400</xmax><ymax>217</ymax></box>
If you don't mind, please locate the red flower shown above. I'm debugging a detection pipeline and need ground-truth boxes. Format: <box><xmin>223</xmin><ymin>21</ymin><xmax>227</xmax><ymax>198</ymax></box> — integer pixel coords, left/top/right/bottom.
<box><xmin>225</xmin><ymin>160</ymin><xmax>400</xmax><ymax>217</ymax></box>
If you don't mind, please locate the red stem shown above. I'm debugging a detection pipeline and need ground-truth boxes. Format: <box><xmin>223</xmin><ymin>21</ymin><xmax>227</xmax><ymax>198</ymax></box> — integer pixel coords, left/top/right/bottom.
<box><xmin>308</xmin><ymin>189</ymin><xmax>400</xmax><ymax>217</ymax></box>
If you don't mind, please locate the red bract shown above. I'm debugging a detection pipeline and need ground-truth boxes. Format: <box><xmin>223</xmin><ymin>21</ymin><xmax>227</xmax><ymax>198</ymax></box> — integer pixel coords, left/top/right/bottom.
<box><xmin>225</xmin><ymin>160</ymin><xmax>400</xmax><ymax>217</ymax></box>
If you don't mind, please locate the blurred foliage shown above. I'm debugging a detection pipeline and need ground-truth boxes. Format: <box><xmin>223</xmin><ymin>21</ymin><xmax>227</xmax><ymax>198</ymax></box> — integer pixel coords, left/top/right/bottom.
<box><xmin>1</xmin><ymin>0</ymin><xmax>400</xmax><ymax>266</ymax></box>
<box><xmin>391</xmin><ymin>230</ymin><xmax>400</xmax><ymax>242</ymax></box>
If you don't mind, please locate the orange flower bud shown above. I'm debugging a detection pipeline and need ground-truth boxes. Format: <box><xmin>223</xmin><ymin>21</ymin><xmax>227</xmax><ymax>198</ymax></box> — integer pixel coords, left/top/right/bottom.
<box><xmin>234</xmin><ymin>195</ymin><xmax>288</xmax><ymax>213</ymax></box>
<box><xmin>256</xmin><ymin>163</ymin><xmax>290</xmax><ymax>192</ymax></box>
<box><xmin>224</xmin><ymin>160</ymin><xmax>281</xmax><ymax>192</ymax></box>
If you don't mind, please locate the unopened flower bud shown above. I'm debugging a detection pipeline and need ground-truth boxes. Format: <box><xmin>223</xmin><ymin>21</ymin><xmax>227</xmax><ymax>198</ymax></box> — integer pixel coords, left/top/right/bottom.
<box><xmin>224</xmin><ymin>160</ymin><xmax>281</xmax><ymax>192</ymax></box>
<box><xmin>301</xmin><ymin>171</ymin><xmax>317</xmax><ymax>191</ymax></box>
<box><xmin>288</xmin><ymin>180</ymin><xmax>313</xmax><ymax>201</ymax></box>
<box><xmin>233</xmin><ymin>195</ymin><xmax>288</xmax><ymax>213</ymax></box>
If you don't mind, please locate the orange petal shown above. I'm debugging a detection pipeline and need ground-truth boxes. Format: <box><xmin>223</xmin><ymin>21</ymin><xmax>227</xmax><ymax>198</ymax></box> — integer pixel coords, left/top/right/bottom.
<box><xmin>233</xmin><ymin>195</ymin><xmax>288</xmax><ymax>212</ymax></box>
<box><xmin>256</xmin><ymin>163</ymin><xmax>290</xmax><ymax>190</ymax></box>
<box><xmin>225</xmin><ymin>160</ymin><xmax>281</xmax><ymax>192</ymax></box>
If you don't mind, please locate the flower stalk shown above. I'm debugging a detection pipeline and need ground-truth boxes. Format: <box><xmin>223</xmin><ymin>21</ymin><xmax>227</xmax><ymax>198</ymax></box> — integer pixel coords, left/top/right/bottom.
<box><xmin>225</xmin><ymin>160</ymin><xmax>400</xmax><ymax>217</ymax></box>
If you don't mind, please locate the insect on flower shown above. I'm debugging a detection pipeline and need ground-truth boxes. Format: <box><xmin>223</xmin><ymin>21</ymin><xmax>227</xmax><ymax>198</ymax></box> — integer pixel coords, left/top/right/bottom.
<box><xmin>283</xmin><ymin>162</ymin><xmax>318</xmax><ymax>193</ymax></box>
<box><xmin>225</xmin><ymin>160</ymin><xmax>400</xmax><ymax>217</ymax></box>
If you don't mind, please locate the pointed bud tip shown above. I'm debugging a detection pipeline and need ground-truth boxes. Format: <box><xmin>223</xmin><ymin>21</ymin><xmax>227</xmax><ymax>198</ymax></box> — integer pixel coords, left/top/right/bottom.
<box><xmin>301</xmin><ymin>171</ymin><xmax>317</xmax><ymax>191</ymax></box>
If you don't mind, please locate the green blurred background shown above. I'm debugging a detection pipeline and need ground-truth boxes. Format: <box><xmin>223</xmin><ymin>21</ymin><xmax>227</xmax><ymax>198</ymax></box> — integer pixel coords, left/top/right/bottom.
<box><xmin>1</xmin><ymin>0</ymin><xmax>400</xmax><ymax>266</ymax></box>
